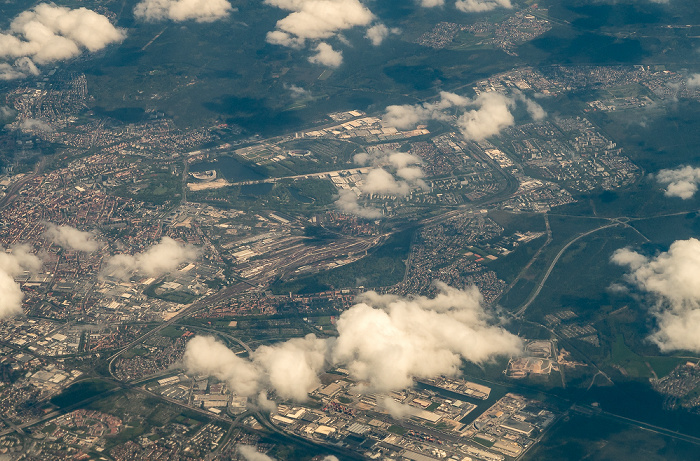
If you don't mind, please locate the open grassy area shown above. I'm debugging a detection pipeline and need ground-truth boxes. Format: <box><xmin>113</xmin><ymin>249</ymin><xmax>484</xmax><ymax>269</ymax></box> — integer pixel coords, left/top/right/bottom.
<box><xmin>525</xmin><ymin>413</ymin><xmax>699</xmax><ymax>461</ymax></box>
<box><xmin>144</xmin><ymin>282</ymin><xmax>197</xmax><ymax>305</ymax></box>
<box><xmin>86</xmin><ymin>391</ymin><xmax>214</xmax><ymax>450</ymax></box>
<box><xmin>159</xmin><ymin>325</ymin><xmax>185</xmax><ymax>339</ymax></box>
<box><xmin>646</xmin><ymin>356</ymin><xmax>693</xmax><ymax>380</ymax></box>
<box><xmin>50</xmin><ymin>379</ymin><xmax>117</xmax><ymax>409</ymax></box>
<box><xmin>496</xmin><ymin>215</ymin><xmax>613</xmax><ymax>313</ymax></box>
<box><xmin>610</xmin><ymin>334</ymin><xmax>653</xmax><ymax>379</ymax></box>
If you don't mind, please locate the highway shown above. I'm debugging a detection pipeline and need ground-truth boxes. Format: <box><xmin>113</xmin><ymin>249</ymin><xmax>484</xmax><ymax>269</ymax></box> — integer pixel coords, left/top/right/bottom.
<box><xmin>107</xmin><ymin>279</ymin><xmax>258</xmax><ymax>378</ymax></box>
<box><xmin>0</xmin><ymin>158</ymin><xmax>45</xmax><ymax>210</ymax></box>
<box><xmin>571</xmin><ymin>404</ymin><xmax>700</xmax><ymax>446</ymax></box>
<box><xmin>492</xmin><ymin>213</ymin><xmax>552</xmax><ymax>307</ymax></box>
<box><xmin>514</xmin><ymin>221</ymin><xmax>620</xmax><ymax>317</ymax></box>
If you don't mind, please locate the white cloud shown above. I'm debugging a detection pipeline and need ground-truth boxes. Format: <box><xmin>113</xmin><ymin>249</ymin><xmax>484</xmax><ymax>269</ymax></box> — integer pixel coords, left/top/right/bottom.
<box><xmin>386</xmin><ymin>151</ymin><xmax>423</xmax><ymax>169</ymax></box>
<box><xmin>265</xmin><ymin>30</ymin><xmax>306</xmax><ymax>48</ymax></box>
<box><xmin>20</xmin><ymin>118</ymin><xmax>52</xmax><ymax>132</ymax></box>
<box><xmin>656</xmin><ymin>166</ymin><xmax>700</xmax><ymax>199</ymax></box>
<box><xmin>0</xmin><ymin>3</ymin><xmax>125</xmax><ymax>79</ymax></box>
<box><xmin>255</xmin><ymin>391</ymin><xmax>278</xmax><ymax>413</ymax></box>
<box><xmin>612</xmin><ymin>239</ymin><xmax>700</xmax><ymax>353</ymax></box>
<box><xmin>265</xmin><ymin>0</ymin><xmax>390</xmax><ymax>65</ymax></box>
<box><xmin>44</xmin><ymin>223</ymin><xmax>101</xmax><ymax>252</ymax></box>
<box><xmin>688</xmin><ymin>74</ymin><xmax>700</xmax><ymax>87</ymax></box>
<box><xmin>182</xmin><ymin>283</ymin><xmax>521</xmax><ymax>400</ymax></box>
<box><xmin>362</xmin><ymin>168</ymin><xmax>411</xmax><ymax>195</ymax></box>
<box><xmin>284</xmin><ymin>84</ymin><xmax>310</xmax><ymax>98</ymax></box>
<box><xmin>456</xmin><ymin>92</ymin><xmax>516</xmax><ymax>141</ymax></box>
<box><xmin>0</xmin><ymin>58</ymin><xmax>39</xmax><ymax>80</ymax></box>
<box><xmin>134</xmin><ymin>0</ymin><xmax>233</xmax><ymax>23</ymax></box>
<box><xmin>265</xmin><ymin>0</ymin><xmax>375</xmax><ymax>44</ymax></box>
<box><xmin>420</xmin><ymin>0</ymin><xmax>446</xmax><ymax>6</ymax></box>
<box><xmin>252</xmin><ymin>335</ymin><xmax>328</xmax><ymax>401</ymax></box>
<box><xmin>384</xmin><ymin>91</ymin><xmax>539</xmax><ymax>141</ymax></box>
<box><xmin>397</xmin><ymin>166</ymin><xmax>425</xmax><ymax>182</ymax></box>
<box><xmin>0</xmin><ymin>245</ymin><xmax>42</xmax><ymax>319</ymax></box>
<box><xmin>104</xmin><ymin>237</ymin><xmax>199</xmax><ymax>279</ymax></box>
<box><xmin>383</xmin><ymin>104</ymin><xmax>435</xmax><ymax>130</ymax></box>
<box><xmin>610</xmin><ymin>248</ymin><xmax>648</xmax><ymax>271</ymax></box>
<box><xmin>183</xmin><ymin>336</ymin><xmax>262</xmax><ymax>396</ymax></box>
<box><xmin>237</xmin><ymin>445</ymin><xmax>276</xmax><ymax>461</ymax></box>
<box><xmin>0</xmin><ymin>105</ymin><xmax>16</xmax><ymax>120</ymax></box>
<box><xmin>308</xmin><ymin>42</ymin><xmax>343</xmax><ymax>67</ymax></box>
<box><xmin>378</xmin><ymin>396</ymin><xmax>421</xmax><ymax>419</ymax></box>
<box><xmin>365</xmin><ymin>24</ymin><xmax>400</xmax><ymax>46</ymax></box>
<box><xmin>383</xmin><ymin>91</ymin><xmax>471</xmax><ymax>130</ymax></box>
<box><xmin>455</xmin><ymin>0</ymin><xmax>513</xmax><ymax>13</ymax></box>
<box><xmin>334</xmin><ymin>189</ymin><xmax>383</xmax><ymax>219</ymax></box>
<box><xmin>353</xmin><ymin>152</ymin><xmax>371</xmax><ymax>165</ymax></box>
<box><xmin>335</xmin><ymin>149</ymin><xmax>426</xmax><ymax>217</ymax></box>
<box><xmin>515</xmin><ymin>91</ymin><xmax>547</xmax><ymax>120</ymax></box>
<box><xmin>333</xmin><ymin>283</ymin><xmax>522</xmax><ymax>391</ymax></box>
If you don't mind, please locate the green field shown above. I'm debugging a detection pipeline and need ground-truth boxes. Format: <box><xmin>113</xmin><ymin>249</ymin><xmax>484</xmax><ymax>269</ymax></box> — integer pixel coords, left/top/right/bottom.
<box><xmin>609</xmin><ymin>334</ymin><xmax>653</xmax><ymax>379</ymax></box>
<box><xmin>525</xmin><ymin>413</ymin><xmax>699</xmax><ymax>461</ymax></box>
<box><xmin>144</xmin><ymin>282</ymin><xmax>197</xmax><ymax>304</ymax></box>
<box><xmin>50</xmin><ymin>379</ymin><xmax>117</xmax><ymax>409</ymax></box>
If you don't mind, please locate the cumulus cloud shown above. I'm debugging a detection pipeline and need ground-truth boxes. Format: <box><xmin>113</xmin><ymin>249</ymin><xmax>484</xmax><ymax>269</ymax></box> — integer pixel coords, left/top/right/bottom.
<box><xmin>362</xmin><ymin>168</ymin><xmax>412</xmax><ymax>195</ymax></box>
<box><xmin>384</xmin><ymin>91</ymin><xmax>544</xmax><ymax>142</ymax></box>
<box><xmin>237</xmin><ymin>445</ymin><xmax>276</xmax><ymax>461</ymax></box>
<box><xmin>333</xmin><ymin>284</ymin><xmax>522</xmax><ymax>391</ymax></box>
<box><xmin>20</xmin><ymin>118</ymin><xmax>52</xmax><ymax>132</ymax></box>
<box><xmin>265</xmin><ymin>0</ymin><xmax>390</xmax><ymax>65</ymax></box>
<box><xmin>256</xmin><ymin>391</ymin><xmax>278</xmax><ymax>413</ymax></box>
<box><xmin>134</xmin><ymin>0</ymin><xmax>233</xmax><ymax>23</ymax></box>
<box><xmin>378</xmin><ymin>396</ymin><xmax>422</xmax><ymax>419</ymax></box>
<box><xmin>688</xmin><ymin>74</ymin><xmax>700</xmax><ymax>87</ymax></box>
<box><xmin>284</xmin><ymin>84</ymin><xmax>310</xmax><ymax>98</ymax></box>
<box><xmin>611</xmin><ymin>247</ymin><xmax>648</xmax><ymax>271</ymax></box>
<box><xmin>183</xmin><ymin>336</ymin><xmax>261</xmax><ymax>396</ymax></box>
<box><xmin>0</xmin><ymin>105</ymin><xmax>15</xmax><ymax>120</ymax></box>
<box><xmin>365</xmin><ymin>24</ymin><xmax>400</xmax><ymax>46</ymax></box>
<box><xmin>612</xmin><ymin>239</ymin><xmax>700</xmax><ymax>352</ymax></box>
<box><xmin>335</xmin><ymin>189</ymin><xmax>383</xmax><ymax>219</ymax></box>
<box><xmin>308</xmin><ymin>42</ymin><xmax>343</xmax><ymax>67</ymax></box>
<box><xmin>0</xmin><ymin>245</ymin><xmax>42</xmax><ymax>319</ymax></box>
<box><xmin>455</xmin><ymin>0</ymin><xmax>513</xmax><ymax>13</ymax></box>
<box><xmin>265</xmin><ymin>30</ymin><xmax>306</xmax><ymax>48</ymax></box>
<box><xmin>335</xmin><ymin>149</ymin><xmax>426</xmax><ymax>217</ymax></box>
<box><xmin>515</xmin><ymin>91</ymin><xmax>547</xmax><ymax>120</ymax></box>
<box><xmin>0</xmin><ymin>3</ymin><xmax>125</xmax><ymax>79</ymax></box>
<box><xmin>182</xmin><ymin>283</ymin><xmax>521</xmax><ymax>401</ymax></box>
<box><xmin>253</xmin><ymin>335</ymin><xmax>329</xmax><ymax>401</ymax></box>
<box><xmin>456</xmin><ymin>92</ymin><xmax>516</xmax><ymax>141</ymax></box>
<box><xmin>656</xmin><ymin>166</ymin><xmax>700</xmax><ymax>199</ymax></box>
<box><xmin>383</xmin><ymin>91</ymin><xmax>471</xmax><ymax>130</ymax></box>
<box><xmin>265</xmin><ymin>0</ymin><xmax>374</xmax><ymax>44</ymax></box>
<box><xmin>383</xmin><ymin>104</ymin><xmax>433</xmax><ymax>130</ymax></box>
<box><xmin>183</xmin><ymin>334</ymin><xmax>326</xmax><ymax>400</ymax></box>
<box><xmin>44</xmin><ymin>223</ymin><xmax>101</xmax><ymax>252</ymax></box>
<box><xmin>420</xmin><ymin>0</ymin><xmax>446</xmax><ymax>6</ymax></box>
<box><xmin>103</xmin><ymin>237</ymin><xmax>199</xmax><ymax>279</ymax></box>
<box><xmin>0</xmin><ymin>58</ymin><xmax>39</xmax><ymax>80</ymax></box>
